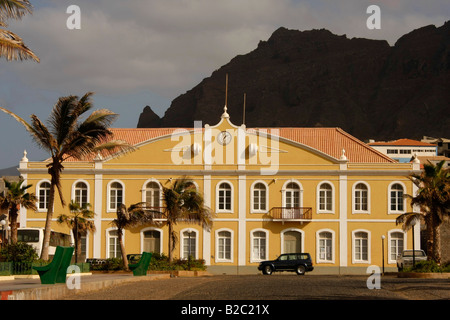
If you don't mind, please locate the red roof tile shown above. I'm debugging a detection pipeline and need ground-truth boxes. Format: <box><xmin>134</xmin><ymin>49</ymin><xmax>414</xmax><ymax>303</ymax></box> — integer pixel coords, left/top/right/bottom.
<box><xmin>62</xmin><ymin>127</ymin><xmax>394</xmax><ymax>163</ymax></box>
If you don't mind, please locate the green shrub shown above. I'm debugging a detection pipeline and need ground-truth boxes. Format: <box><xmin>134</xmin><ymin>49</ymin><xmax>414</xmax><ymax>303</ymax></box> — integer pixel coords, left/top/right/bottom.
<box><xmin>88</xmin><ymin>252</ymin><xmax>207</xmax><ymax>272</ymax></box>
<box><xmin>404</xmin><ymin>260</ymin><xmax>450</xmax><ymax>273</ymax></box>
<box><xmin>148</xmin><ymin>252</ymin><xmax>206</xmax><ymax>271</ymax></box>
<box><xmin>0</xmin><ymin>242</ymin><xmax>38</xmax><ymax>263</ymax></box>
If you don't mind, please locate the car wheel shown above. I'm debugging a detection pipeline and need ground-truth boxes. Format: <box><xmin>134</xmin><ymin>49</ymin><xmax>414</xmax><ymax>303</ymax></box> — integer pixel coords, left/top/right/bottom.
<box><xmin>296</xmin><ymin>265</ymin><xmax>306</xmax><ymax>275</ymax></box>
<box><xmin>263</xmin><ymin>265</ymin><xmax>273</xmax><ymax>275</ymax></box>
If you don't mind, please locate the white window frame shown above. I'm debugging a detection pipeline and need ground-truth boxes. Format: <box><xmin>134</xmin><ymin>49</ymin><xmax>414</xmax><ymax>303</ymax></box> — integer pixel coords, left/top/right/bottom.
<box><xmin>316</xmin><ymin>229</ymin><xmax>335</xmax><ymax>263</ymax></box>
<box><xmin>106</xmin><ymin>227</ymin><xmax>122</xmax><ymax>259</ymax></box>
<box><xmin>215</xmin><ymin>228</ymin><xmax>234</xmax><ymax>263</ymax></box>
<box><xmin>141</xmin><ymin>179</ymin><xmax>162</xmax><ymax>208</ymax></box>
<box><xmin>107</xmin><ymin>180</ymin><xmax>125</xmax><ymax>212</ymax></box>
<box><xmin>388</xmin><ymin>182</ymin><xmax>406</xmax><ymax>214</ymax></box>
<box><xmin>180</xmin><ymin>228</ymin><xmax>199</xmax><ymax>260</ymax></box>
<box><xmin>36</xmin><ymin>180</ymin><xmax>51</xmax><ymax>212</ymax></box>
<box><xmin>216</xmin><ymin>181</ymin><xmax>233</xmax><ymax>213</ymax></box>
<box><xmin>281</xmin><ymin>180</ymin><xmax>303</xmax><ymax>208</ymax></box>
<box><xmin>250</xmin><ymin>229</ymin><xmax>269</xmax><ymax>263</ymax></box>
<box><xmin>316</xmin><ymin>181</ymin><xmax>335</xmax><ymax>214</ymax></box>
<box><xmin>388</xmin><ymin>230</ymin><xmax>405</xmax><ymax>264</ymax></box>
<box><xmin>250</xmin><ymin>180</ymin><xmax>269</xmax><ymax>213</ymax></box>
<box><xmin>352</xmin><ymin>230</ymin><xmax>371</xmax><ymax>264</ymax></box>
<box><xmin>71</xmin><ymin>180</ymin><xmax>90</xmax><ymax>208</ymax></box>
<box><xmin>352</xmin><ymin>181</ymin><xmax>370</xmax><ymax>214</ymax></box>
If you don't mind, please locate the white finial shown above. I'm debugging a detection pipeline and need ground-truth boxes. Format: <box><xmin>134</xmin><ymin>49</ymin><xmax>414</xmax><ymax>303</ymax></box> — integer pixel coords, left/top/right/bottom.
<box><xmin>340</xmin><ymin>149</ymin><xmax>347</xmax><ymax>161</ymax></box>
<box><xmin>412</xmin><ymin>153</ymin><xmax>420</xmax><ymax>163</ymax></box>
<box><xmin>222</xmin><ymin>105</ymin><xmax>230</xmax><ymax>119</ymax></box>
<box><xmin>21</xmin><ymin>150</ymin><xmax>28</xmax><ymax>162</ymax></box>
<box><xmin>94</xmin><ymin>152</ymin><xmax>103</xmax><ymax>161</ymax></box>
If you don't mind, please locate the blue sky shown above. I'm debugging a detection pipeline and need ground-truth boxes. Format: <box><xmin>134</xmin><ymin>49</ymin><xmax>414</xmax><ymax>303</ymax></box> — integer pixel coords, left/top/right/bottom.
<box><xmin>0</xmin><ymin>0</ymin><xmax>448</xmax><ymax>169</ymax></box>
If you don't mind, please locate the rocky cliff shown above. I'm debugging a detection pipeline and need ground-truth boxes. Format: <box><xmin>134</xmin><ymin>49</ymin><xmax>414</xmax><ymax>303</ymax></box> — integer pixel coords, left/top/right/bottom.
<box><xmin>137</xmin><ymin>22</ymin><xmax>450</xmax><ymax>141</ymax></box>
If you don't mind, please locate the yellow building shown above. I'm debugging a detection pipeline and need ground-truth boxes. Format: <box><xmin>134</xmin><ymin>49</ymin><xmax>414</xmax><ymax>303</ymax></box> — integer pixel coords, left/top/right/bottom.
<box><xmin>18</xmin><ymin>108</ymin><xmax>421</xmax><ymax>274</ymax></box>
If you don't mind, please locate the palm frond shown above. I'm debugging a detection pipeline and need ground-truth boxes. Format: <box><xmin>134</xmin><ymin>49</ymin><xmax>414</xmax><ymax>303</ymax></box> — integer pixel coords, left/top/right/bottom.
<box><xmin>0</xmin><ymin>0</ymin><xmax>32</xmax><ymax>20</ymax></box>
<box><xmin>0</xmin><ymin>27</ymin><xmax>39</xmax><ymax>62</ymax></box>
<box><xmin>48</xmin><ymin>95</ymin><xmax>79</xmax><ymax>146</ymax></box>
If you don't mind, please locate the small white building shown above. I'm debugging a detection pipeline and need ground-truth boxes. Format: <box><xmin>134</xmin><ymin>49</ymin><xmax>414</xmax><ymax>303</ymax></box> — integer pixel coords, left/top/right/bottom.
<box><xmin>368</xmin><ymin>139</ymin><xmax>437</xmax><ymax>163</ymax></box>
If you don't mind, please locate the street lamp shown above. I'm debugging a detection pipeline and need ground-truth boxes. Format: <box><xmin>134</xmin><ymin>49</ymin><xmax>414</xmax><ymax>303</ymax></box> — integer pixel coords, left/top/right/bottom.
<box><xmin>381</xmin><ymin>235</ymin><xmax>385</xmax><ymax>275</ymax></box>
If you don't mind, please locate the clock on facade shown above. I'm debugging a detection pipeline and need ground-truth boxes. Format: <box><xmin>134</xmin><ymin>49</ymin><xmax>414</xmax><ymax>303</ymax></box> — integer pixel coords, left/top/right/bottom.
<box><xmin>217</xmin><ymin>131</ymin><xmax>232</xmax><ymax>145</ymax></box>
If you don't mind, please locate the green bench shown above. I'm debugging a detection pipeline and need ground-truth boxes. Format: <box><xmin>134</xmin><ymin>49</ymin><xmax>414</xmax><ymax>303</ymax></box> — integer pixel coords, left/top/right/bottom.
<box><xmin>128</xmin><ymin>252</ymin><xmax>152</xmax><ymax>276</ymax></box>
<box><xmin>33</xmin><ymin>246</ymin><xmax>74</xmax><ymax>284</ymax></box>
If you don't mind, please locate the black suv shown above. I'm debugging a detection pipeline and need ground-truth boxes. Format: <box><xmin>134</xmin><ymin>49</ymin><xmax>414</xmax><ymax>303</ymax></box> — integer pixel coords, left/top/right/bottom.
<box><xmin>258</xmin><ymin>253</ymin><xmax>314</xmax><ymax>275</ymax></box>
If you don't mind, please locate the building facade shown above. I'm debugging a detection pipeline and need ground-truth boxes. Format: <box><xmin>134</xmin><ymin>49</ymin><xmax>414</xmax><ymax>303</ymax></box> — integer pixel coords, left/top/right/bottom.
<box><xmin>18</xmin><ymin>109</ymin><xmax>421</xmax><ymax>274</ymax></box>
<box><xmin>368</xmin><ymin>138</ymin><xmax>437</xmax><ymax>163</ymax></box>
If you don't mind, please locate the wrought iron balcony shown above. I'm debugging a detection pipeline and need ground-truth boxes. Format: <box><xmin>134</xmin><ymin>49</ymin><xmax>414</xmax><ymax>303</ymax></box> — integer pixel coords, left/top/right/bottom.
<box><xmin>269</xmin><ymin>207</ymin><xmax>312</xmax><ymax>223</ymax></box>
<box><xmin>142</xmin><ymin>207</ymin><xmax>166</xmax><ymax>220</ymax></box>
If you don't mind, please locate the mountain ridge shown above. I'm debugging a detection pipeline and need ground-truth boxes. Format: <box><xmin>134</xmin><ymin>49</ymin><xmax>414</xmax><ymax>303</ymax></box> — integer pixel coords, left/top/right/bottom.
<box><xmin>138</xmin><ymin>22</ymin><xmax>450</xmax><ymax>141</ymax></box>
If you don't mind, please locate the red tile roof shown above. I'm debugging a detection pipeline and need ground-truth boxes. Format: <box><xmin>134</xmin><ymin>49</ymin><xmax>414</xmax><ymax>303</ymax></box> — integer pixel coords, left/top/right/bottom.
<box><xmin>62</xmin><ymin>127</ymin><xmax>394</xmax><ymax>163</ymax></box>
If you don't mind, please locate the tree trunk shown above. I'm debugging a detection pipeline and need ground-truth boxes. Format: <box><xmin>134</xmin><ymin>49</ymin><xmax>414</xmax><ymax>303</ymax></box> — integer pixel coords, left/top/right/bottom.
<box><xmin>433</xmin><ymin>223</ymin><xmax>442</xmax><ymax>264</ymax></box>
<box><xmin>425</xmin><ymin>214</ymin><xmax>434</xmax><ymax>261</ymax></box>
<box><xmin>9</xmin><ymin>206</ymin><xmax>19</xmax><ymax>244</ymax></box>
<box><xmin>118</xmin><ymin>228</ymin><xmax>129</xmax><ymax>270</ymax></box>
<box><xmin>168</xmin><ymin>222</ymin><xmax>174</xmax><ymax>263</ymax></box>
<box><xmin>41</xmin><ymin>183</ymin><xmax>56</xmax><ymax>260</ymax></box>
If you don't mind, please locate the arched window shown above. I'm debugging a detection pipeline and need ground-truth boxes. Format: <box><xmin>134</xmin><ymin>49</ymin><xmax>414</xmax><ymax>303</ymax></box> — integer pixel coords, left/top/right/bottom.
<box><xmin>251</xmin><ymin>230</ymin><xmax>267</xmax><ymax>261</ymax></box>
<box><xmin>389</xmin><ymin>183</ymin><xmax>405</xmax><ymax>212</ymax></box>
<box><xmin>107</xmin><ymin>229</ymin><xmax>122</xmax><ymax>258</ymax></box>
<box><xmin>73</xmin><ymin>181</ymin><xmax>88</xmax><ymax>207</ymax></box>
<box><xmin>108</xmin><ymin>181</ymin><xmax>123</xmax><ymax>211</ymax></box>
<box><xmin>285</xmin><ymin>182</ymin><xmax>300</xmax><ymax>208</ymax></box>
<box><xmin>353</xmin><ymin>231</ymin><xmax>369</xmax><ymax>263</ymax></box>
<box><xmin>181</xmin><ymin>230</ymin><xmax>197</xmax><ymax>259</ymax></box>
<box><xmin>145</xmin><ymin>181</ymin><xmax>161</xmax><ymax>208</ymax></box>
<box><xmin>217</xmin><ymin>182</ymin><xmax>232</xmax><ymax>211</ymax></box>
<box><xmin>318</xmin><ymin>231</ymin><xmax>333</xmax><ymax>262</ymax></box>
<box><xmin>38</xmin><ymin>181</ymin><xmax>51</xmax><ymax>210</ymax></box>
<box><xmin>318</xmin><ymin>182</ymin><xmax>333</xmax><ymax>212</ymax></box>
<box><xmin>252</xmin><ymin>182</ymin><xmax>267</xmax><ymax>212</ymax></box>
<box><xmin>389</xmin><ymin>232</ymin><xmax>404</xmax><ymax>262</ymax></box>
<box><xmin>353</xmin><ymin>183</ymin><xmax>369</xmax><ymax>213</ymax></box>
<box><xmin>217</xmin><ymin>230</ymin><xmax>232</xmax><ymax>261</ymax></box>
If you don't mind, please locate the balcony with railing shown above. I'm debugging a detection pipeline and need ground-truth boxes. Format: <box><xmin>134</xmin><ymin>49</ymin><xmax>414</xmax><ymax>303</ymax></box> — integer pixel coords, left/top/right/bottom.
<box><xmin>269</xmin><ymin>207</ymin><xmax>312</xmax><ymax>223</ymax></box>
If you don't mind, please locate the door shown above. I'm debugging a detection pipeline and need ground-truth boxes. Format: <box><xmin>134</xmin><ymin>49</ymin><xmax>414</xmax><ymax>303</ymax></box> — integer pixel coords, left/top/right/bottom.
<box><xmin>283</xmin><ymin>231</ymin><xmax>301</xmax><ymax>253</ymax></box>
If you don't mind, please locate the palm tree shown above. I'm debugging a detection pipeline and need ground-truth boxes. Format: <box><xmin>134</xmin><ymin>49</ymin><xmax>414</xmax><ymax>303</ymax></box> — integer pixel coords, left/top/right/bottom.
<box><xmin>0</xmin><ymin>92</ymin><xmax>134</xmax><ymax>260</ymax></box>
<box><xmin>396</xmin><ymin>160</ymin><xmax>450</xmax><ymax>263</ymax></box>
<box><xmin>160</xmin><ymin>177</ymin><xmax>213</xmax><ymax>263</ymax></box>
<box><xmin>113</xmin><ymin>203</ymin><xmax>156</xmax><ymax>270</ymax></box>
<box><xmin>0</xmin><ymin>0</ymin><xmax>39</xmax><ymax>62</ymax></box>
<box><xmin>57</xmin><ymin>200</ymin><xmax>95</xmax><ymax>263</ymax></box>
<box><xmin>0</xmin><ymin>177</ymin><xmax>36</xmax><ymax>244</ymax></box>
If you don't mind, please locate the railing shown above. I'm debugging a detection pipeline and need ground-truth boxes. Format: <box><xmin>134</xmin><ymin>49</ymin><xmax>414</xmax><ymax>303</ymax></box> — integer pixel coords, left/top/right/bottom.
<box><xmin>0</xmin><ymin>262</ymin><xmax>90</xmax><ymax>276</ymax></box>
<box><xmin>270</xmin><ymin>207</ymin><xmax>312</xmax><ymax>221</ymax></box>
<box><xmin>142</xmin><ymin>207</ymin><xmax>166</xmax><ymax>220</ymax></box>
